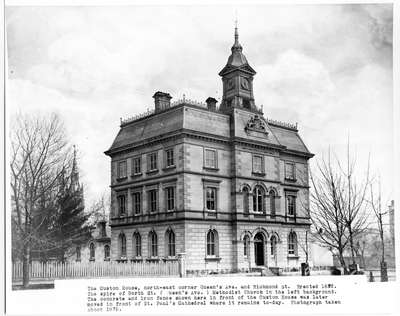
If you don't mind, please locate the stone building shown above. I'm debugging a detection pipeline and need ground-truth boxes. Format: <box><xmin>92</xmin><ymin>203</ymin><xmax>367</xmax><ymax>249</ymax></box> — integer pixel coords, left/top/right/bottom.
<box><xmin>70</xmin><ymin>220</ymin><xmax>112</xmax><ymax>263</ymax></box>
<box><xmin>105</xmin><ymin>26</ymin><xmax>313</xmax><ymax>272</ymax></box>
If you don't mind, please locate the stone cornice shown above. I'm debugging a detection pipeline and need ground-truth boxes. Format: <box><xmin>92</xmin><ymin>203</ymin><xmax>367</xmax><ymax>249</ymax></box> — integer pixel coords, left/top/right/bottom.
<box><xmin>110</xmin><ymin>169</ymin><xmax>310</xmax><ymax>190</ymax></box>
<box><xmin>105</xmin><ymin>128</ymin><xmax>313</xmax><ymax>159</ymax></box>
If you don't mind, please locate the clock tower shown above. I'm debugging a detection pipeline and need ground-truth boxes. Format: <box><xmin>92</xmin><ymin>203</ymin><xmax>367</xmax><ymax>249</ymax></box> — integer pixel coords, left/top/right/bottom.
<box><xmin>219</xmin><ymin>23</ymin><xmax>257</xmax><ymax>112</ymax></box>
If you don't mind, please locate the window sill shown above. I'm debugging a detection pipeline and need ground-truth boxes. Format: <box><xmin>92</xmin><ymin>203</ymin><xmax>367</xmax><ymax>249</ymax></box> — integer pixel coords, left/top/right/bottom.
<box><xmin>146</xmin><ymin>257</ymin><xmax>161</xmax><ymax>262</ymax></box>
<box><xmin>287</xmin><ymin>255</ymin><xmax>299</xmax><ymax>259</ymax></box>
<box><xmin>163</xmin><ymin>257</ymin><xmax>178</xmax><ymax>261</ymax></box>
<box><xmin>131</xmin><ymin>173</ymin><xmax>143</xmax><ymax>178</ymax></box>
<box><xmin>206</xmin><ymin>210</ymin><xmax>217</xmax><ymax>216</ymax></box>
<box><xmin>89</xmin><ymin>258</ymin><xmax>95</xmax><ymax>262</ymax></box>
<box><xmin>252</xmin><ymin>172</ymin><xmax>265</xmax><ymax>177</ymax></box>
<box><xmin>253</xmin><ymin>212</ymin><xmax>266</xmax><ymax>217</ymax></box>
<box><xmin>285</xmin><ymin>177</ymin><xmax>297</xmax><ymax>182</ymax></box>
<box><xmin>130</xmin><ymin>257</ymin><xmax>143</xmax><ymax>262</ymax></box>
<box><xmin>205</xmin><ymin>256</ymin><xmax>221</xmax><ymax>262</ymax></box>
<box><xmin>116</xmin><ymin>176</ymin><xmax>128</xmax><ymax>182</ymax></box>
<box><xmin>146</xmin><ymin>169</ymin><xmax>159</xmax><ymax>175</ymax></box>
<box><xmin>104</xmin><ymin>258</ymin><xmax>110</xmax><ymax>262</ymax></box>
<box><xmin>117</xmin><ymin>258</ymin><xmax>128</xmax><ymax>263</ymax></box>
<box><xmin>163</xmin><ymin>165</ymin><xmax>176</xmax><ymax>171</ymax></box>
<box><xmin>203</xmin><ymin>166</ymin><xmax>219</xmax><ymax>172</ymax></box>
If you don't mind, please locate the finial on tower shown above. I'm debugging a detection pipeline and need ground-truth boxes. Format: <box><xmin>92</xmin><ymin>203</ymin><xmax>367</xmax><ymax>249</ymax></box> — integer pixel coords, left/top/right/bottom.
<box><xmin>232</xmin><ymin>14</ymin><xmax>242</xmax><ymax>51</ymax></box>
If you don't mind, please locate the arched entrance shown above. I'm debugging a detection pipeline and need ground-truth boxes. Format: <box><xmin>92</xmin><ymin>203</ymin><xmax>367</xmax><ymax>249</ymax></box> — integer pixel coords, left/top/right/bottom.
<box><xmin>254</xmin><ymin>232</ymin><xmax>265</xmax><ymax>266</ymax></box>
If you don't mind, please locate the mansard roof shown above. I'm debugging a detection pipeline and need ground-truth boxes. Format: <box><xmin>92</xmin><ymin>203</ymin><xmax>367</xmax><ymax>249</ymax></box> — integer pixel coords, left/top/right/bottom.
<box><xmin>105</xmin><ymin>103</ymin><xmax>312</xmax><ymax>158</ymax></box>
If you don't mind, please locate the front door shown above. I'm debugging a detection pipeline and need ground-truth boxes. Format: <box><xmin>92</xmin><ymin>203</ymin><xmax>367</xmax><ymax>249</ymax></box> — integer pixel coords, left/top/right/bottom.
<box><xmin>254</xmin><ymin>233</ymin><xmax>264</xmax><ymax>266</ymax></box>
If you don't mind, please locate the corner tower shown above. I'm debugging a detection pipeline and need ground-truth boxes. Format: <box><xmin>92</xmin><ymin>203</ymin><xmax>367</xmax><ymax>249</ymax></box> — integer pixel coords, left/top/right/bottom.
<box><xmin>219</xmin><ymin>22</ymin><xmax>257</xmax><ymax>112</ymax></box>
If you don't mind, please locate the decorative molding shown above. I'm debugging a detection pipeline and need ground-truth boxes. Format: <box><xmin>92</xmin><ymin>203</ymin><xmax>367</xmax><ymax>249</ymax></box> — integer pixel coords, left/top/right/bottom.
<box><xmin>245</xmin><ymin>115</ymin><xmax>268</xmax><ymax>135</ymax></box>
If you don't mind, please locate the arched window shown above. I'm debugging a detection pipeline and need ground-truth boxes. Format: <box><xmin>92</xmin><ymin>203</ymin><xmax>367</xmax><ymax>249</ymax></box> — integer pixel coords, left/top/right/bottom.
<box><xmin>253</xmin><ymin>186</ymin><xmax>265</xmax><ymax>213</ymax></box>
<box><xmin>133</xmin><ymin>232</ymin><xmax>142</xmax><ymax>257</ymax></box>
<box><xmin>243</xmin><ymin>235</ymin><xmax>250</xmax><ymax>257</ymax></box>
<box><xmin>288</xmin><ymin>232</ymin><xmax>298</xmax><ymax>256</ymax></box>
<box><xmin>104</xmin><ymin>245</ymin><xmax>110</xmax><ymax>261</ymax></box>
<box><xmin>243</xmin><ymin>187</ymin><xmax>249</xmax><ymax>216</ymax></box>
<box><xmin>119</xmin><ymin>233</ymin><xmax>127</xmax><ymax>258</ymax></box>
<box><xmin>206</xmin><ymin>230</ymin><xmax>218</xmax><ymax>256</ymax></box>
<box><xmin>270</xmin><ymin>235</ymin><xmax>277</xmax><ymax>257</ymax></box>
<box><xmin>270</xmin><ymin>190</ymin><xmax>276</xmax><ymax>217</ymax></box>
<box><xmin>76</xmin><ymin>246</ymin><xmax>81</xmax><ymax>262</ymax></box>
<box><xmin>149</xmin><ymin>231</ymin><xmax>158</xmax><ymax>257</ymax></box>
<box><xmin>89</xmin><ymin>243</ymin><xmax>95</xmax><ymax>261</ymax></box>
<box><xmin>166</xmin><ymin>229</ymin><xmax>176</xmax><ymax>257</ymax></box>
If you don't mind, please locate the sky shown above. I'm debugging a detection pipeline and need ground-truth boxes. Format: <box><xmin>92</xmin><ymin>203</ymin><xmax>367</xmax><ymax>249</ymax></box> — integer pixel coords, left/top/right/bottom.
<box><xmin>6</xmin><ymin>3</ymin><xmax>395</xmax><ymax>208</ymax></box>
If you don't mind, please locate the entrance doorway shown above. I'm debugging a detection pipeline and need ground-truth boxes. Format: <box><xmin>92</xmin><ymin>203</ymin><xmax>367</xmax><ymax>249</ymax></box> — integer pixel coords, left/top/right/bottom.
<box><xmin>254</xmin><ymin>233</ymin><xmax>265</xmax><ymax>266</ymax></box>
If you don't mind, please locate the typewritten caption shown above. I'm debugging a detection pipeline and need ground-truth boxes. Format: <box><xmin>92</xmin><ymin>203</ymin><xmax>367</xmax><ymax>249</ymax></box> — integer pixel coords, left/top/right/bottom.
<box><xmin>86</xmin><ymin>281</ymin><xmax>341</xmax><ymax>313</ymax></box>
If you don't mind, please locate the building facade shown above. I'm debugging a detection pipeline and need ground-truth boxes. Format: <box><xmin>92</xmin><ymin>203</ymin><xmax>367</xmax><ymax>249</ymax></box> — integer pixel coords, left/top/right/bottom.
<box><xmin>69</xmin><ymin>220</ymin><xmax>112</xmax><ymax>263</ymax></box>
<box><xmin>105</xmin><ymin>26</ymin><xmax>314</xmax><ymax>272</ymax></box>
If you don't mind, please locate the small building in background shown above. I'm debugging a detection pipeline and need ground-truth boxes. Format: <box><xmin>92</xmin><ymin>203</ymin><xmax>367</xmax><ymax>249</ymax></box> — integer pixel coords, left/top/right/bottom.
<box><xmin>70</xmin><ymin>219</ymin><xmax>111</xmax><ymax>263</ymax></box>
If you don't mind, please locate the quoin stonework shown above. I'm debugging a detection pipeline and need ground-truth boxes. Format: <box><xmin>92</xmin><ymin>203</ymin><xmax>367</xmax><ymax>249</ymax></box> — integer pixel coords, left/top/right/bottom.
<box><xmin>104</xmin><ymin>25</ymin><xmax>314</xmax><ymax>273</ymax></box>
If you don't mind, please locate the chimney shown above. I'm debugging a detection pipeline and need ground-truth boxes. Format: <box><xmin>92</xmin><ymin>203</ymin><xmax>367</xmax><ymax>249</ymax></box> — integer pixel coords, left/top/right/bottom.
<box><xmin>153</xmin><ymin>91</ymin><xmax>172</xmax><ymax>112</ymax></box>
<box><xmin>205</xmin><ymin>97</ymin><xmax>218</xmax><ymax>111</ymax></box>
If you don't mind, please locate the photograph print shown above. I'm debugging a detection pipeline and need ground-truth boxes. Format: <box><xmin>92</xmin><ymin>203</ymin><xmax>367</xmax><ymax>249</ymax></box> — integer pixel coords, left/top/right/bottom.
<box><xmin>6</xmin><ymin>2</ymin><xmax>395</xmax><ymax>292</ymax></box>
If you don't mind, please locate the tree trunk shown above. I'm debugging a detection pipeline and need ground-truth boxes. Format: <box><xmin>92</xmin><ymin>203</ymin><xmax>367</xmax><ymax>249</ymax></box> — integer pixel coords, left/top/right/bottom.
<box><xmin>348</xmin><ymin>225</ymin><xmax>356</xmax><ymax>265</ymax></box>
<box><xmin>22</xmin><ymin>244</ymin><xmax>30</xmax><ymax>288</ymax></box>
<box><xmin>338</xmin><ymin>250</ymin><xmax>348</xmax><ymax>274</ymax></box>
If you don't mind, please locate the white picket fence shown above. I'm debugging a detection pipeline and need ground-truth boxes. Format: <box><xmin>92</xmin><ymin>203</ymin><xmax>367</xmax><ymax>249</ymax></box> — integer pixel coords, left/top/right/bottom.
<box><xmin>12</xmin><ymin>260</ymin><xmax>180</xmax><ymax>281</ymax></box>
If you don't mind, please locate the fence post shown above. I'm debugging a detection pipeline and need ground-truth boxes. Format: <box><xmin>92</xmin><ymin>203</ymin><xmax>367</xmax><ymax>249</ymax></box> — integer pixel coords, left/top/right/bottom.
<box><xmin>177</xmin><ymin>253</ymin><xmax>186</xmax><ymax>278</ymax></box>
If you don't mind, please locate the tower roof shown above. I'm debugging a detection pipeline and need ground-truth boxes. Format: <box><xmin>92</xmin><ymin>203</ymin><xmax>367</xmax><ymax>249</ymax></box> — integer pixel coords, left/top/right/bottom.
<box><xmin>219</xmin><ymin>23</ymin><xmax>256</xmax><ymax>76</ymax></box>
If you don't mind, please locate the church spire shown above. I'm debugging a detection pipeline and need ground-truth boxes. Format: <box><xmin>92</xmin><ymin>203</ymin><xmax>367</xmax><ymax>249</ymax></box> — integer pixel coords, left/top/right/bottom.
<box><xmin>70</xmin><ymin>145</ymin><xmax>80</xmax><ymax>192</ymax></box>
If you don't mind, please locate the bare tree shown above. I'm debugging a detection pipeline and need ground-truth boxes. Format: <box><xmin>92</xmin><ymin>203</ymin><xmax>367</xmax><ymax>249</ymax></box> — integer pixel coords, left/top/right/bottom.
<box><xmin>87</xmin><ymin>193</ymin><xmax>110</xmax><ymax>226</ymax></box>
<box><xmin>308</xmin><ymin>145</ymin><xmax>370</xmax><ymax>273</ymax></box>
<box><xmin>338</xmin><ymin>142</ymin><xmax>371</xmax><ymax>266</ymax></box>
<box><xmin>368</xmin><ymin>179</ymin><xmax>389</xmax><ymax>281</ymax></box>
<box><xmin>10</xmin><ymin>113</ymin><xmax>70</xmax><ymax>288</ymax></box>
<box><xmin>308</xmin><ymin>152</ymin><xmax>349</xmax><ymax>272</ymax></box>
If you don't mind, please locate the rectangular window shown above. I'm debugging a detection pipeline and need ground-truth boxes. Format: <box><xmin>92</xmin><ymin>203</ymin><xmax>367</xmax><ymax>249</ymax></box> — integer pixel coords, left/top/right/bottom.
<box><xmin>132</xmin><ymin>157</ymin><xmax>141</xmax><ymax>174</ymax></box>
<box><xmin>206</xmin><ymin>187</ymin><xmax>217</xmax><ymax>211</ymax></box>
<box><xmin>285</xmin><ymin>162</ymin><xmax>296</xmax><ymax>180</ymax></box>
<box><xmin>165</xmin><ymin>148</ymin><xmax>174</xmax><ymax>167</ymax></box>
<box><xmin>134</xmin><ymin>233</ymin><xmax>141</xmax><ymax>257</ymax></box>
<box><xmin>288</xmin><ymin>233</ymin><xmax>297</xmax><ymax>256</ymax></box>
<box><xmin>132</xmin><ymin>192</ymin><xmax>141</xmax><ymax>215</ymax></box>
<box><xmin>117</xmin><ymin>194</ymin><xmax>126</xmax><ymax>216</ymax></box>
<box><xmin>252</xmin><ymin>155</ymin><xmax>263</xmax><ymax>174</ymax></box>
<box><xmin>117</xmin><ymin>161</ymin><xmax>127</xmax><ymax>179</ymax></box>
<box><xmin>204</xmin><ymin>149</ymin><xmax>217</xmax><ymax>169</ymax></box>
<box><xmin>148</xmin><ymin>190</ymin><xmax>158</xmax><ymax>213</ymax></box>
<box><xmin>166</xmin><ymin>187</ymin><xmax>175</xmax><ymax>211</ymax></box>
<box><xmin>147</xmin><ymin>152</ymin><xmax>158</xmax><ymax>171</ymax></box>
<box><xmin>287</xmin><ymin>195</ymin><xmax>296</xmax><ymax>216</ymax></box>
